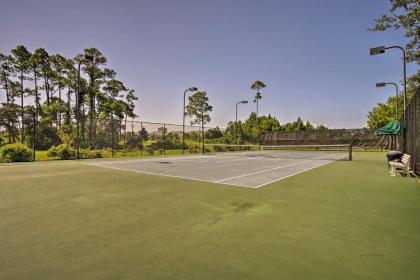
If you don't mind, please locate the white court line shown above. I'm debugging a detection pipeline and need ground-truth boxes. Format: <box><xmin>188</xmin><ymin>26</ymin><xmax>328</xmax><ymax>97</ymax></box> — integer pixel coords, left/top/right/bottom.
<box><xmin>84</xmin><ymin>162</ymin><xmax>257</xmax><ymax>188</ymax></box>
<box><xmin>253</xmin><ymin>160</ymin><xmax>336</xmax><ymax>188</ymax></box>
<box><xmin>89</xmin><ymin>154</ymin><xmax>235</xmax><ymax>165</ymax></box>
<box><xmin>214</xmin><ymin>156</ymin><xmax>296</xmax><ymax>164</ymax></box>
<box><xmin>214</xmin><ymin>159</ymin><xmax>314</xmax><ymax>183</ymax></box>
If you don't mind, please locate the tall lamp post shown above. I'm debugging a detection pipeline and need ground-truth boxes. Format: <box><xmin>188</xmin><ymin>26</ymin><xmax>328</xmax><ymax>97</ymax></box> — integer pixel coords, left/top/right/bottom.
<box><xmin>370</xmin><ymin>45</ymin><xmax>407</xmax><ymax>151</ymax></box>
<box><xmin>376</xmin><ymin>82</ymin><xmax>399</xmax><ymax>120</ymax></box>
<box><xmin>182</xmin><ymin>86</ymin><xmax>198</xmax><ymax>154</ymax></box>
<box><xmin>235</xmin><ymin>100</ymin><xmax>248</xmax><ymax>143</ymax></box>
<box><xmin>197</xmin><ymin>91</ymin><xmax>207</xmax><ymax>155</ymax></box>
<box><xmin>76</xmin><ymin>54</ymin><xmax>94</xmax><ymax>159</ymax></box>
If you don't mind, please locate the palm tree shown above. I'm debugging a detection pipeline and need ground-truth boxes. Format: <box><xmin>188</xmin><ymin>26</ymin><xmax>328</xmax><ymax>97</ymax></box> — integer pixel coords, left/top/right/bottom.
<box><xmin>251</xmin><ymin>80</ymin><xmax>266</xmax><ymax>116</ymax></box>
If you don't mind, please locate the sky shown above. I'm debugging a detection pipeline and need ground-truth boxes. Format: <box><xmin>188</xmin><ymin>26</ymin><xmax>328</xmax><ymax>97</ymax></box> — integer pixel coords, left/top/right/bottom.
<box><xmin>0</xmin><ymin>0</ymin><xmax>417</xmax><ymax>128</ymax></box>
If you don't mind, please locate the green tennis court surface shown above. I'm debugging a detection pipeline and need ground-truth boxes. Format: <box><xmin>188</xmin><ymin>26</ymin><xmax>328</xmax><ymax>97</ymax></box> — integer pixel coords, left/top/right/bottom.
<box><xmin>0</xmin><ymin>152</ymin><xmax>419</xmax><ymax>279</ymax></box>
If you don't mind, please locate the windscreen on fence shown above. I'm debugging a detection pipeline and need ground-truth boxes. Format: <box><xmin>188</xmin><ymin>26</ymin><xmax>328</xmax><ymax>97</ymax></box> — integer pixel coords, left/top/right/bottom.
<box><xmin>400</xmin><ymin>86</ymin><xmax>420</xmax><ymax>173</ymax></box>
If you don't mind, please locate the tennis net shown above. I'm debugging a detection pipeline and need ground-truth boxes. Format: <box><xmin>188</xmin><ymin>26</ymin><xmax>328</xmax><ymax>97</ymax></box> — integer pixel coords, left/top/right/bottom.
<box><xmin>204</xmin><ymin>144</ymin><xmax>352</xmax><ymax>161</ymax></box>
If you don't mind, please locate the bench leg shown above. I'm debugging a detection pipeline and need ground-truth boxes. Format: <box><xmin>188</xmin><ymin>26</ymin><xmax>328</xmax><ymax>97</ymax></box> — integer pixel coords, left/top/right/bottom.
<box><xmin>390</xmin><ymin>166</ymin><xmax>396</xmax><ymax>176</ymax></box>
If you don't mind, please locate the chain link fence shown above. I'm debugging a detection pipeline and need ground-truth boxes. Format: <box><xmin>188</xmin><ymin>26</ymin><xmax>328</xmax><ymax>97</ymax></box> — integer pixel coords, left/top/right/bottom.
<box><xmin>400</xmin><ymin>86</ymin><xmax>419</xmax><ymax>173</ymax></box>
<box><xmin>5</xmin><ymin>100</ymin><xmax>417</xmax><ymax>164</ymax></box>
<box><xmin>0</xmin><ymin>109</ymin><xmax>230</xmax><ymax>161</ymax></box>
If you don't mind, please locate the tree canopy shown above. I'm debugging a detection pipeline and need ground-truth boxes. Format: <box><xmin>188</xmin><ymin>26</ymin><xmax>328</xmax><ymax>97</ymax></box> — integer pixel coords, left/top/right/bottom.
<box><xmin>369</xmin><ymin>0</ymin><xmax>420</xmax><ymax>64</ymax></box>
<box><xmin>0</xmin><ymin>45</ymin><xmax>137</xmax><ymax>150</ymax></box>
<box><xmin>367</xmin><ymin>1</ymin><xmax>419</xmax><ymax>127</ymax></box>
<box><xmin>251</xmin><ymin>80</ymin><xmax>266</xmax><ymax>115</ymax></box>
<box><xmin>185</xmin><ymin>91</ymin><xmax>213</xmax><ymax>126</ymax></box>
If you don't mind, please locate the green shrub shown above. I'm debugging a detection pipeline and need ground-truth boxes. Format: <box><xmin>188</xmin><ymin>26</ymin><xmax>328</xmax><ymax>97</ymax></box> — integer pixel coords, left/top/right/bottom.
<box><xmin>144</xmin><ymin>145</ymin><xmax>155</xmax><ymax>155</ymax></box>
<box><xmin>213</xmin><ymin>144</ymin><xmax>226</xmax><ymax>152</ymax></box>
<box><xmin>80</xmin><ymin>149</ymin><xmax>103</xmax><ymax>159</ymax></box>
<box><xmin>47</xmin><ymin>144</ymin><xmax>76</xmax><ymax>160</ymax></box>
<box><xmin>188</xmin><ymin>144</ymin><xmax>200</xmax><ymax>153</ymax></box>
<box><xmin>93</xmin><ymin>150</ymin><xmax>103</xmax><ymax>158</ymax></box>
<box><xmin>0</xmin><ymin>143</ymin><xmax>33</xmax><ymax>162</ymax></box>
<box><xmin>35</xmin><ymin>125</ymin><xmax>61</xmax><ymax>150</ymax></box>
<box><xmin>125</xmin><ymin>133</ymin><xmax>143</xmax><ymax>150</ymax></box>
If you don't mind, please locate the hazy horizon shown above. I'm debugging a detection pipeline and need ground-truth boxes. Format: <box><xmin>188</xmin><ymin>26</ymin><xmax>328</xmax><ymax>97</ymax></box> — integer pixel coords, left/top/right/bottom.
<box><xmin>1</xmin><ymin>0</ymin><xmax>417</xmax><ymax>129</ymax></box>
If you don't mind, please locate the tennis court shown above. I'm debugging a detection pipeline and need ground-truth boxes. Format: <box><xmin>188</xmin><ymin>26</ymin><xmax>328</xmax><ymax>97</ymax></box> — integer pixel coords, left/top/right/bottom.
<box><xmin>86</xmin><ymin>144</ymin><xmax>351</xmax><ymax>188</ymax></box>
<box><xmin>1</xmin><ymin>152</ymin><xmax>419</xmax><ymax>280</ymax></box>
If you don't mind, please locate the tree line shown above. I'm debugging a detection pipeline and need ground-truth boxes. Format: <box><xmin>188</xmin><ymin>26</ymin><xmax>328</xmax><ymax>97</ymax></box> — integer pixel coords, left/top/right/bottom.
<box><xmin>227</xmin><ymin>112</ymin><xmax>328</xmax><ymax>144</ymax></box>
<box><xmin>0</xmin><ymin>46</ymin><xmax>137</xmax><ymax>150</ymax></box>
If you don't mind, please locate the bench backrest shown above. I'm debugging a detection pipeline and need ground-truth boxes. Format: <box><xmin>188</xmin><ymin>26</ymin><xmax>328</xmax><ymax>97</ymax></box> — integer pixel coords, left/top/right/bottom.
<box><xmin>401</xmin><ymin>154</ymin><xmax>411</xmax><ymax>166</ymax></box>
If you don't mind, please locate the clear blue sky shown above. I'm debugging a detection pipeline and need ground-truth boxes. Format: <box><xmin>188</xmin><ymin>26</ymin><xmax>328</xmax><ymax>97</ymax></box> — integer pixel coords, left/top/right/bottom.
<box><xmin>0</xmin><ymin>0</ymin><xmax>416</xmax><ymax>128</ymax></box>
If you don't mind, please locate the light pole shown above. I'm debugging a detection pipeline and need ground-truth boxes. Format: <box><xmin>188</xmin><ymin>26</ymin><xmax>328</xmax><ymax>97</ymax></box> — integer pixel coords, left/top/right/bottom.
<box><xmin>76</xmin><ymin>54</ymin><xmax>94</xmax><ymax>159</ymax></box>
<box><xmin>182</xmin><ymin>86</ymin><xmax>198</xmax><ymax>154</ymax></box>
<box><xmin>376</xmin><ymin>82</ymin><xmax>399</xmax><ymax>121</ymax></box>
<box><xmin>202</xmin><ymin>120</ymin><xmax>205</xmax><ymax>154</ymax></box>
<box><xmin>236</xmin><ymin>100</ymin><xmax>248</xmax><ymax>123</ymax></box>
<box><xmin>235</xmin><ymin>100</ymin><xmax>248</xmax><ymax>143</ymax></box>
<box><xmin>370</xmin><ymin>45</ymin><xmax>407</xmax><ymax>151</ymax></box>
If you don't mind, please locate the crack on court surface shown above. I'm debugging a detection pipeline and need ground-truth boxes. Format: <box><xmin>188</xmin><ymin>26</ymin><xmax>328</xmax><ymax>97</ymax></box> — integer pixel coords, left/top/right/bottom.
<box><xmin>202</xmin><ymin>217</ymin><xmax>222</xmax><ymax>225</ymax></box>
<box><xmin>234</xmin><ymin>202</ymin><xmax>255</xmax><ymax>212</ymax></box>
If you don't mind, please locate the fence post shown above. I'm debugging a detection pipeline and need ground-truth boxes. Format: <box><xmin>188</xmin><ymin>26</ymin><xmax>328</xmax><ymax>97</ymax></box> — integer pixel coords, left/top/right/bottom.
<box><xmin>32</xmin><ymin>111</ymin><xmax>36</xmax><ymax>161</ymax></box>
<box><xmin>202</xmin><ymin>123</ymin><xmax>205</xmax><ymax>154</ymax></box>
<box><xmin>163</xmin><ymin>123</ymin><xmax>166</xmax><ymax>155</ymax></box>
<box><xmin>140</xmin><ymin>122</ymin><xmax>143</xmax><ymax>156</ymax></box>
<box><xmin>111</xmin><ymin>114</ymin><xmax>114</xmax><ymax>158</ymax></box>
<box><xmin>349</xmin><ymin>144</ymin><xmax>352</xmax><ymax>161</ymax></box>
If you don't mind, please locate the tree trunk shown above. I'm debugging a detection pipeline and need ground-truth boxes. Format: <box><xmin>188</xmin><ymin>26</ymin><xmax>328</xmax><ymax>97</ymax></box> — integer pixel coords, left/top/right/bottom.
<box><xmin>20</xmin><ymin>71</ymin><xmax>24</xmax><ymax>143</ymax></box>
<box><xmin>33</xmin><ymin>70</ymin><xmax>40</xmax><ymax>113</ymax></box>
<box><xmin>256</xmin><ymin>100</ymin><xmax>258</xmax><ymax>116</ymax></box>
<box><xmin>58</xmin><ymin>81</ymin><xmax>61</xmax><ymax>128</ymax></box>
<box><xmin>88</xmin><ymin>92</ymin><xmax>95</xmax><ymax>148</ymax></box>
<box><xmin>87</xmin><ymin>71</ymin><xmax>96</xmax><ymax>149</ymax></box>
<box><xmin>81</xmin><ymin>103</ymin><xmax>86</xmax><ymax>144</ymax></box>
<box><xmin>44</xmin><ymin>75</ymin><xmax>50</xmax><ymax>106</ymax></box>
<box><xmin>2</xmin><ymin>74</ymin><xmax>12</xmax><ymax>143</ymax></box>
<box><xmin>65</xmin><ymin>87</ymin><xmax>71</xmax><ymax>126</ymax></box>
<box><xmin>123</xmin><ymin>112</ymin><xmax>127</xmax><ymax>149</ymax></box>
<box><xmin>2</xmin><ymin>74</ymin><xmax>9</xmax><ymax>104</ymax></box>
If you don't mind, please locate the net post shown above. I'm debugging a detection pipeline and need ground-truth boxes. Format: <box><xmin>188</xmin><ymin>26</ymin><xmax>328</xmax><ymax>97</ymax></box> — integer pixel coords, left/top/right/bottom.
<box><xmin>349</xmin><ymin>144</ymin><xmax>352</xmax><ymax>161</ymax></box>
<box><xmin>140</xmin><ymin>122</ymin><xmax>143</xmax><ymax>157</ymax></box>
